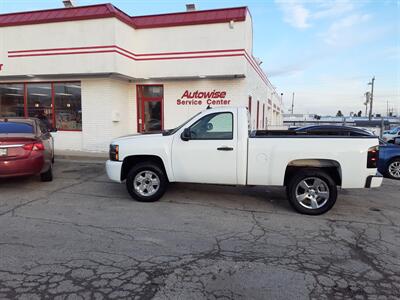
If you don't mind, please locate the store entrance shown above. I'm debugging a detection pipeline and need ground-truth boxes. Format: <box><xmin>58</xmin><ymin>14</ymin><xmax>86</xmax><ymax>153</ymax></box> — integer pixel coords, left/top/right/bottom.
<box><xmin>137</xmin><ymin>85</ymin><xmax>163</xmax><ymax>132</ymax></box>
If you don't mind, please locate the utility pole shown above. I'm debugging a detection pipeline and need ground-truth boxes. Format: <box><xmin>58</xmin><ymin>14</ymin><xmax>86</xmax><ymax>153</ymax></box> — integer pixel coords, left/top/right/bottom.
<box><xmin>291</xmin><ymin>92</ymin><xmax>295</xmax><ymax>115</ymax></box>
<box><xmin>364</xmin><ymin>92</ymin><xmax>370</xmax><ymax>117</ymax></box>
<box><xmin>387</xmin><ymin>100</ymin><xmax>389</xmax><ymax>117</ymax></box>
<box><xmin>368</xmin><ymin>76</ymin><xmax>375</xmax><ymax>120</ymax></box>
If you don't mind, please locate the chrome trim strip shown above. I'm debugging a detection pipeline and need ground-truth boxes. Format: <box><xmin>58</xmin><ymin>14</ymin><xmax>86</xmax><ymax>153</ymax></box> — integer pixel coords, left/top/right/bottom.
<box><xmin>0</xmin><ymin>144</ymin><xmax>24</xmax><ymax>148</ymax></box>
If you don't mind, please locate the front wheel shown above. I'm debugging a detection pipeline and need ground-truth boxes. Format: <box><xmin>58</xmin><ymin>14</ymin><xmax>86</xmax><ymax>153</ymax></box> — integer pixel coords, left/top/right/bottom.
<box><xmin>387</xmin><ymin>158</ymin><xmax>400</xmax><ymax>180</ymax></box>
<box><xmin>286</xmin><ymin>169</ymin><xmax>337</xmax><ymax>215</ymax></box>
<box><xmin>126</xmin><ymin>162</ymin><xmax>168</xmax><ymax>202</ymax></box>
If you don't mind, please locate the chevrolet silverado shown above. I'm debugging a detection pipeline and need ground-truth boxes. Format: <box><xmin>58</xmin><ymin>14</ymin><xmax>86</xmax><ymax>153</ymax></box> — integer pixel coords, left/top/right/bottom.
<box><xmin>106</xmin><ymin>107</ymin><xmax>382</xmax><ymax>215</ymax></box>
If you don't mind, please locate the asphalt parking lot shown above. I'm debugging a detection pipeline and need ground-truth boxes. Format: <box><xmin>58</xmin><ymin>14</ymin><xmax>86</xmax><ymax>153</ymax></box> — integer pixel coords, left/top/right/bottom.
<box><xmin>0</xmin><ymin>160</ymin><xmax>399</xmax><ymax>299</ymax></box>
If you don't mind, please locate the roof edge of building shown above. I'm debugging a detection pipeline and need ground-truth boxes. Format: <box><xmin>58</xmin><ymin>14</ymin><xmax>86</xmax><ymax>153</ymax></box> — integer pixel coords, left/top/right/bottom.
<box><xmin>0</xmin><ymin>3</ymin><xmax>248</xmax><ymax>29</ymax></box>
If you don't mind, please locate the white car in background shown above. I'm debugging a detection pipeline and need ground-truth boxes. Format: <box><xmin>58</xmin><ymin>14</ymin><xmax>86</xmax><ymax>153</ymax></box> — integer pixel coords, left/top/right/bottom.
<box><xmin>383</xmin><ymin>127</ymin><xmax>400</xmax><ymax>142</ymax></box>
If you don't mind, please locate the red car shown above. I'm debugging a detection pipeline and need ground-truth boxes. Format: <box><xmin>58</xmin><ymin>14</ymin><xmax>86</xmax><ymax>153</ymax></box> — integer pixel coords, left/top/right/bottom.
<box><xmin>0</xmin><ymin>118</ymin><xmax>55</xmax><ymax>181</ymax></box>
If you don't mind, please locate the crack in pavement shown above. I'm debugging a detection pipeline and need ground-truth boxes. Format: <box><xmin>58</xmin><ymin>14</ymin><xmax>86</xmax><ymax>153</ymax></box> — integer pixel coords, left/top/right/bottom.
<box><xmin>0</xmin><ymin>162</ymin><xmax>399</xmax><ymax>299</ymax></box>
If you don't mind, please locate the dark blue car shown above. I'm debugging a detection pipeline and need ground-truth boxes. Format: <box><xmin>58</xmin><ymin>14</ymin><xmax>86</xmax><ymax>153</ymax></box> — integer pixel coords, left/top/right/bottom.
<box><xmin>295</xmin><ymin>125</ymin><xmax>400</xmax><ymax>180</ymax></box>
<box><xmin>378</xmin><ymin>139</ymin><xmax>400</xmax><ymax>180</ymax></box>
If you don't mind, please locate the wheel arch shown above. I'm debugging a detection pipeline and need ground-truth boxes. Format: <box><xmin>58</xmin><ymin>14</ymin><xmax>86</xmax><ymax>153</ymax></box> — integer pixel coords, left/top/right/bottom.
<box><xmin>121</xmin><ymin>155</ymin><xmax>169</xmax><ymax>182</ymax></box>
<box><xmin>284</xmin><ymin>159</ymin><xmax>342</xmax><ymax>186</ymax></box>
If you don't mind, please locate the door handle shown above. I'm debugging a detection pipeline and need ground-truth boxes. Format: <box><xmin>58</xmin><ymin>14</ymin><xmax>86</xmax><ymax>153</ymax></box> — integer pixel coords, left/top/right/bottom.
<box><xmin>217</xmin><ymin>146</ymin><xmax>234</xmax><ymax>151</ymax></box>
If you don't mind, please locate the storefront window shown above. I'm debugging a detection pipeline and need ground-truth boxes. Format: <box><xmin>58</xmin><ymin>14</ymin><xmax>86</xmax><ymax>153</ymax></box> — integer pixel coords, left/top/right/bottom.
<box><xmin>0</xmin><ymin>84</ymin><xmax>24</xmax><ymax>117</ymax></box>
<box><xmin>27</xmin><ymin>83</ymin><xmax>53</xmax><ymax>128</ymax></box>
<box><xmin>0</xmin><ymin>82</ymin><xmax>82</xmax><ymax>131</ymax></box>
<box><xmin>54</xmin><ymin>83</ymin><xmax>82</xmax><ymax>130</ymax></box>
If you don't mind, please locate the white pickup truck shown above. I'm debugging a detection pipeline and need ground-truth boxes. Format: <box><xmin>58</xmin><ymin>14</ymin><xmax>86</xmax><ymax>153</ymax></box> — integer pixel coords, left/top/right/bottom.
<box><xmin>106</xmin><ymin>106</ymin><xmax>382</xmax><ymax>215</ymax></box>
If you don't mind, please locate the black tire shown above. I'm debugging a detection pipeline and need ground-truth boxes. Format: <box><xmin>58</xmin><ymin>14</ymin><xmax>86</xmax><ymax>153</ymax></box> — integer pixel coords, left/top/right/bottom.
<box><xmin>286</xmin><ymin>169</ymin><xmax>337</xmax><ymax>215</ymax></box>
<box><xmin>126</xmin><ymin>162</ymin><xmax>168</xmax><ymax>202</ymax></box>
<box><xmin>40</xmin><ymin>164</ymin><xmax>53</xmax><ymax>182</ymax></box>
<box><xmin>386</xmin><ymin>158</ymin><xmax>400</xmax><ymax>180</ymax></box>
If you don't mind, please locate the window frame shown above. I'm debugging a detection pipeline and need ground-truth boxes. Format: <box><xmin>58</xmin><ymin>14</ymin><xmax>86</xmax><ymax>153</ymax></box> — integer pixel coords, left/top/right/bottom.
<box><xmin>188</xmin><ymin>112</ymin><xmax>234</xmax><ymax>141</ymax></box>
<box><xmin>53</xmin><ymin>82</ymin><xmax>82</xmax><ymax>131</ymax></box>
<box><xmin>136</xmin><ymin>84</ymin><xmax>164</xmax><ymax>133</ymax></box>
<box><xmin>0</xmin><ymin>81</ymin><xmax>82</xmax><ymax>132</ymax></box>
<box><xmin>0</xmin><ymin>83</ymin><xmax>25</xmax><ymax>118</ymax></box>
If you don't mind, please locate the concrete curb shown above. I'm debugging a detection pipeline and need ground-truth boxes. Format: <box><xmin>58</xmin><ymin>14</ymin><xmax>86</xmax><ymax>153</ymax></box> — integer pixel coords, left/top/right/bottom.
<box><xmin>54</xmin><ymin>151</ymin><xmax>107</xmax><ymax>163</ymax></box>
<box><xmin>55</xmin><ymin>156</ymin><xmax>106</xmax><ymax>164</ymax></box>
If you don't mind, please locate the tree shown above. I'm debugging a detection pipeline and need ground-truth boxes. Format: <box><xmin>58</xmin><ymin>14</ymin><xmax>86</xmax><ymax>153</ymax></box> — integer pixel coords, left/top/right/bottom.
<box><xmin>336</xmin><ymin>110</ymin><xmax>343</xmax><ymax>117</ymax></box>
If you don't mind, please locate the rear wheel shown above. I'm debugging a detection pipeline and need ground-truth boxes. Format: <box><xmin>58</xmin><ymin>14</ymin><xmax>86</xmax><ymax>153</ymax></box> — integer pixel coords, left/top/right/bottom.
<box><xmin>387</xmin><ymin>158</ymin><xmax>400</xmax><ymax>180</ymax></box>
<box><xmin>286</xmin><ymin>169</ymin><xmax>337</xmax><ymax>215</ymax></box>
<box><xmin>40</xmin><ymin>164</ymin><xmax>53</xmax><ymax>182</ymax></box>
<box><xmin>126</xmin><ymin>162</ymin><xmax>168</xmax><ymax>202</ymax></box>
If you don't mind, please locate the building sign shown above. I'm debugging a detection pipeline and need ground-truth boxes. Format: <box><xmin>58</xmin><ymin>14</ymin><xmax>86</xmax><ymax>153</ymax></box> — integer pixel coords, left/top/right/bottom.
<box><xmin>177</xmin><ymin>90</ymin><xmax>231</xmax><ymax>106</ymax></box>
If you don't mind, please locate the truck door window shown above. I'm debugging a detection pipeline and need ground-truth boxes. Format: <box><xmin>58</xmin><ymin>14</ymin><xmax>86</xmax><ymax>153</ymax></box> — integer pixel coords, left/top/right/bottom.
<box><xmin>189</xmin><ymin>112</ymin><xmax>233</xmax><ymax>140</ymax></box>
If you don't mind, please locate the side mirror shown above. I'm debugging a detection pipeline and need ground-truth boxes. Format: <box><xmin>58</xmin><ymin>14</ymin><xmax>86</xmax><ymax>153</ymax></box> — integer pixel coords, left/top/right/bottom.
<box><xmin>181</xmin><ymin>128</ymin><xmax>191</xmax><ymax>141</ymax></box>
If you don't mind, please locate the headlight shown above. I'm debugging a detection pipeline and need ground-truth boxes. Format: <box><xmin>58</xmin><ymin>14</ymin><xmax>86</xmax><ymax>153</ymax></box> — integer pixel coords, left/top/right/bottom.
<box><xmin>109</xmin><ymin>144</ymin><xmax>119</xmax><ymax>161</ymax></box>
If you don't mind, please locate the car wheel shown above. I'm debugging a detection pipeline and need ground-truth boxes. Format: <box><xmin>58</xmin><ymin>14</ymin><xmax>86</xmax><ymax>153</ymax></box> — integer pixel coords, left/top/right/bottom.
<box><xmin>40</xmin><ymin>164</ymin><xmax>53</xmax><ymax>182</ymax></box>
<box><xmin>126</xmin><ymin>162</ymin><xmax>168</xmax><ymax>202</ymax></box>
<box><xmin>286</xmin><ymin>169</ymin><xmax>337</xmax><ymax>215</ymax></box>
<box><xmin>387</xmin><ymin>158</ymin><xmax>400</xmax><ymax>180</ymax></box>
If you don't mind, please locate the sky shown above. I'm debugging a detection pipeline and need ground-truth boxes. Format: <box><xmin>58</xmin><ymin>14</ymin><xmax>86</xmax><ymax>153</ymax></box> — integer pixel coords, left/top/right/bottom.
<box><xmin>0</xmin><ymin>0</ymin><xmax>399</xmax><ymax>116</ymax></box>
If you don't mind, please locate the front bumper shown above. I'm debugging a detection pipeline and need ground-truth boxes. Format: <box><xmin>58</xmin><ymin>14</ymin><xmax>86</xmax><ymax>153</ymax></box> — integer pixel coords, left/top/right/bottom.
<box><xmin>365</xmin><ymin>173</ymin><xmax>383</xmax><ymax>188</ymax></box>
<box><xmin>106</xmin><ymin>160</ymin><xmax>123</xmax><ymax>183</ymax></box>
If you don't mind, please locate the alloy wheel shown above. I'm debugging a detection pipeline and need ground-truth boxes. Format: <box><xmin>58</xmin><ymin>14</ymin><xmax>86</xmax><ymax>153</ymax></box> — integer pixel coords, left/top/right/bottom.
<box><xmin>388</xmin><ymin>161</ymin><xmax>400</xmax><ymax>179</ymax></box>
<box><xmin>134</xmin><ymin>171</ymin><xmax>160</xmax><ymax>197</ymax></box>
<box><xmin>295</xmin><ymin>177</ymin><xmax>330</xmax><ymax>210</ymax></box>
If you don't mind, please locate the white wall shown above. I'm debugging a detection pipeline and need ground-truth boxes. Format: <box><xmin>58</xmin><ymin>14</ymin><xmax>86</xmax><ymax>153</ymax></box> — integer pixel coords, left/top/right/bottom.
<box><xmin>80</xmin><ymin>78</ymin><xmax>133</xmax><ymax>152</ymax></box>
<box><xmin>134</xmin><ymin>78</ymin><xmax>247</xmax><ymax>130</ymax></box>
<box><xmin>244</xmin><ymin>60</ymin><xmax>283</xmax><ymax>128</ymax></box>
<box><xmin>52</xmin><ymin>131</ymin><xmax>83</xmax><ymax>152</ymax></box>
<box><xmin>1</xmin><ymin>17</ymin><xmax>249</xmax><ymax>79</ymax></box>
<box><xmin>0</xmin><ymin>18</ymin><xmax>117</xmax><ymax>77</ymax></box>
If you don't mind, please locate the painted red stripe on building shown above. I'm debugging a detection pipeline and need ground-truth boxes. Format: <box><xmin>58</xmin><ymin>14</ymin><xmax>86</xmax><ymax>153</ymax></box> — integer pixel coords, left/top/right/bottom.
<box><xmin>7</xmin><ymin>45</ymin><xmax>272</xmax><ymax>91</ymax></box>
<box><xmin>8</xmin><ymin>45</ymin><xmax>116</xmax><ymax>54</ymax></box>
<box><xmin>8</xmin><ymin>49</ymin><xmax>244</xmax><ymax>61</ymax></box>
<box><xmin>9</xmin><ymin>45</ymin><xmax>245</xmax><ymax>57</ymax></box>
<box><xmin>8</xmin><ymin>49</ymin><xmax>116</xmax><ymax>58</ymax></box>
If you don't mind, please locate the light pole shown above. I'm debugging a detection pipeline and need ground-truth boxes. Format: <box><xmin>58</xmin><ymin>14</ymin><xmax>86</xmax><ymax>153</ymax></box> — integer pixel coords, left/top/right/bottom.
<box><xmin>291</xmin><ymin>92</ymin><xmax>295</xmax><ymax>115</ymax></box>
<box><xmin>368</xmin><ymin>76</ymin><xmax>375</xmax><ymax>120</ymax></box>
<box><xmin>364</xmin><ymin>92</ymin><xmax>370</xmax><ymax>117</ymax></box>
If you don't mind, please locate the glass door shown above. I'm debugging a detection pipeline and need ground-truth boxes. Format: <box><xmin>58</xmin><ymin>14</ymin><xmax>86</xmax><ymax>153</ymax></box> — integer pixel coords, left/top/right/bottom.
<box><xmin>137</xmin><ymin>85</ymin><xmax>163</xmax><ymax>132</ymax></box>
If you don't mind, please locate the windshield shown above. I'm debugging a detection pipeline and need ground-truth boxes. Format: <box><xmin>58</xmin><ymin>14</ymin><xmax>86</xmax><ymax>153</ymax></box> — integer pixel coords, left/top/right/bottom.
<box><xmin>163</xmin><ymin>112</ymin><xmax>202</xmax><ymax>136</ymax></box>
<box><xmin>0</xmin><ymin>122</ymin><xmax>34</xmax><ymax>134</ymax></box>
<box><xmin>389</xmin><ymin>128</ymin><xmax>399</xmax><ymax>134</ymax></box>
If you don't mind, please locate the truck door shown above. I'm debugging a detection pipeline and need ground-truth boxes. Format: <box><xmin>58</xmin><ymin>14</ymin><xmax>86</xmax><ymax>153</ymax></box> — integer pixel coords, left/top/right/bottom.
<box><xmin>171</xmin><ymin>111</ymin><xmax>237</xmax><ymax>184</ymax></box>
